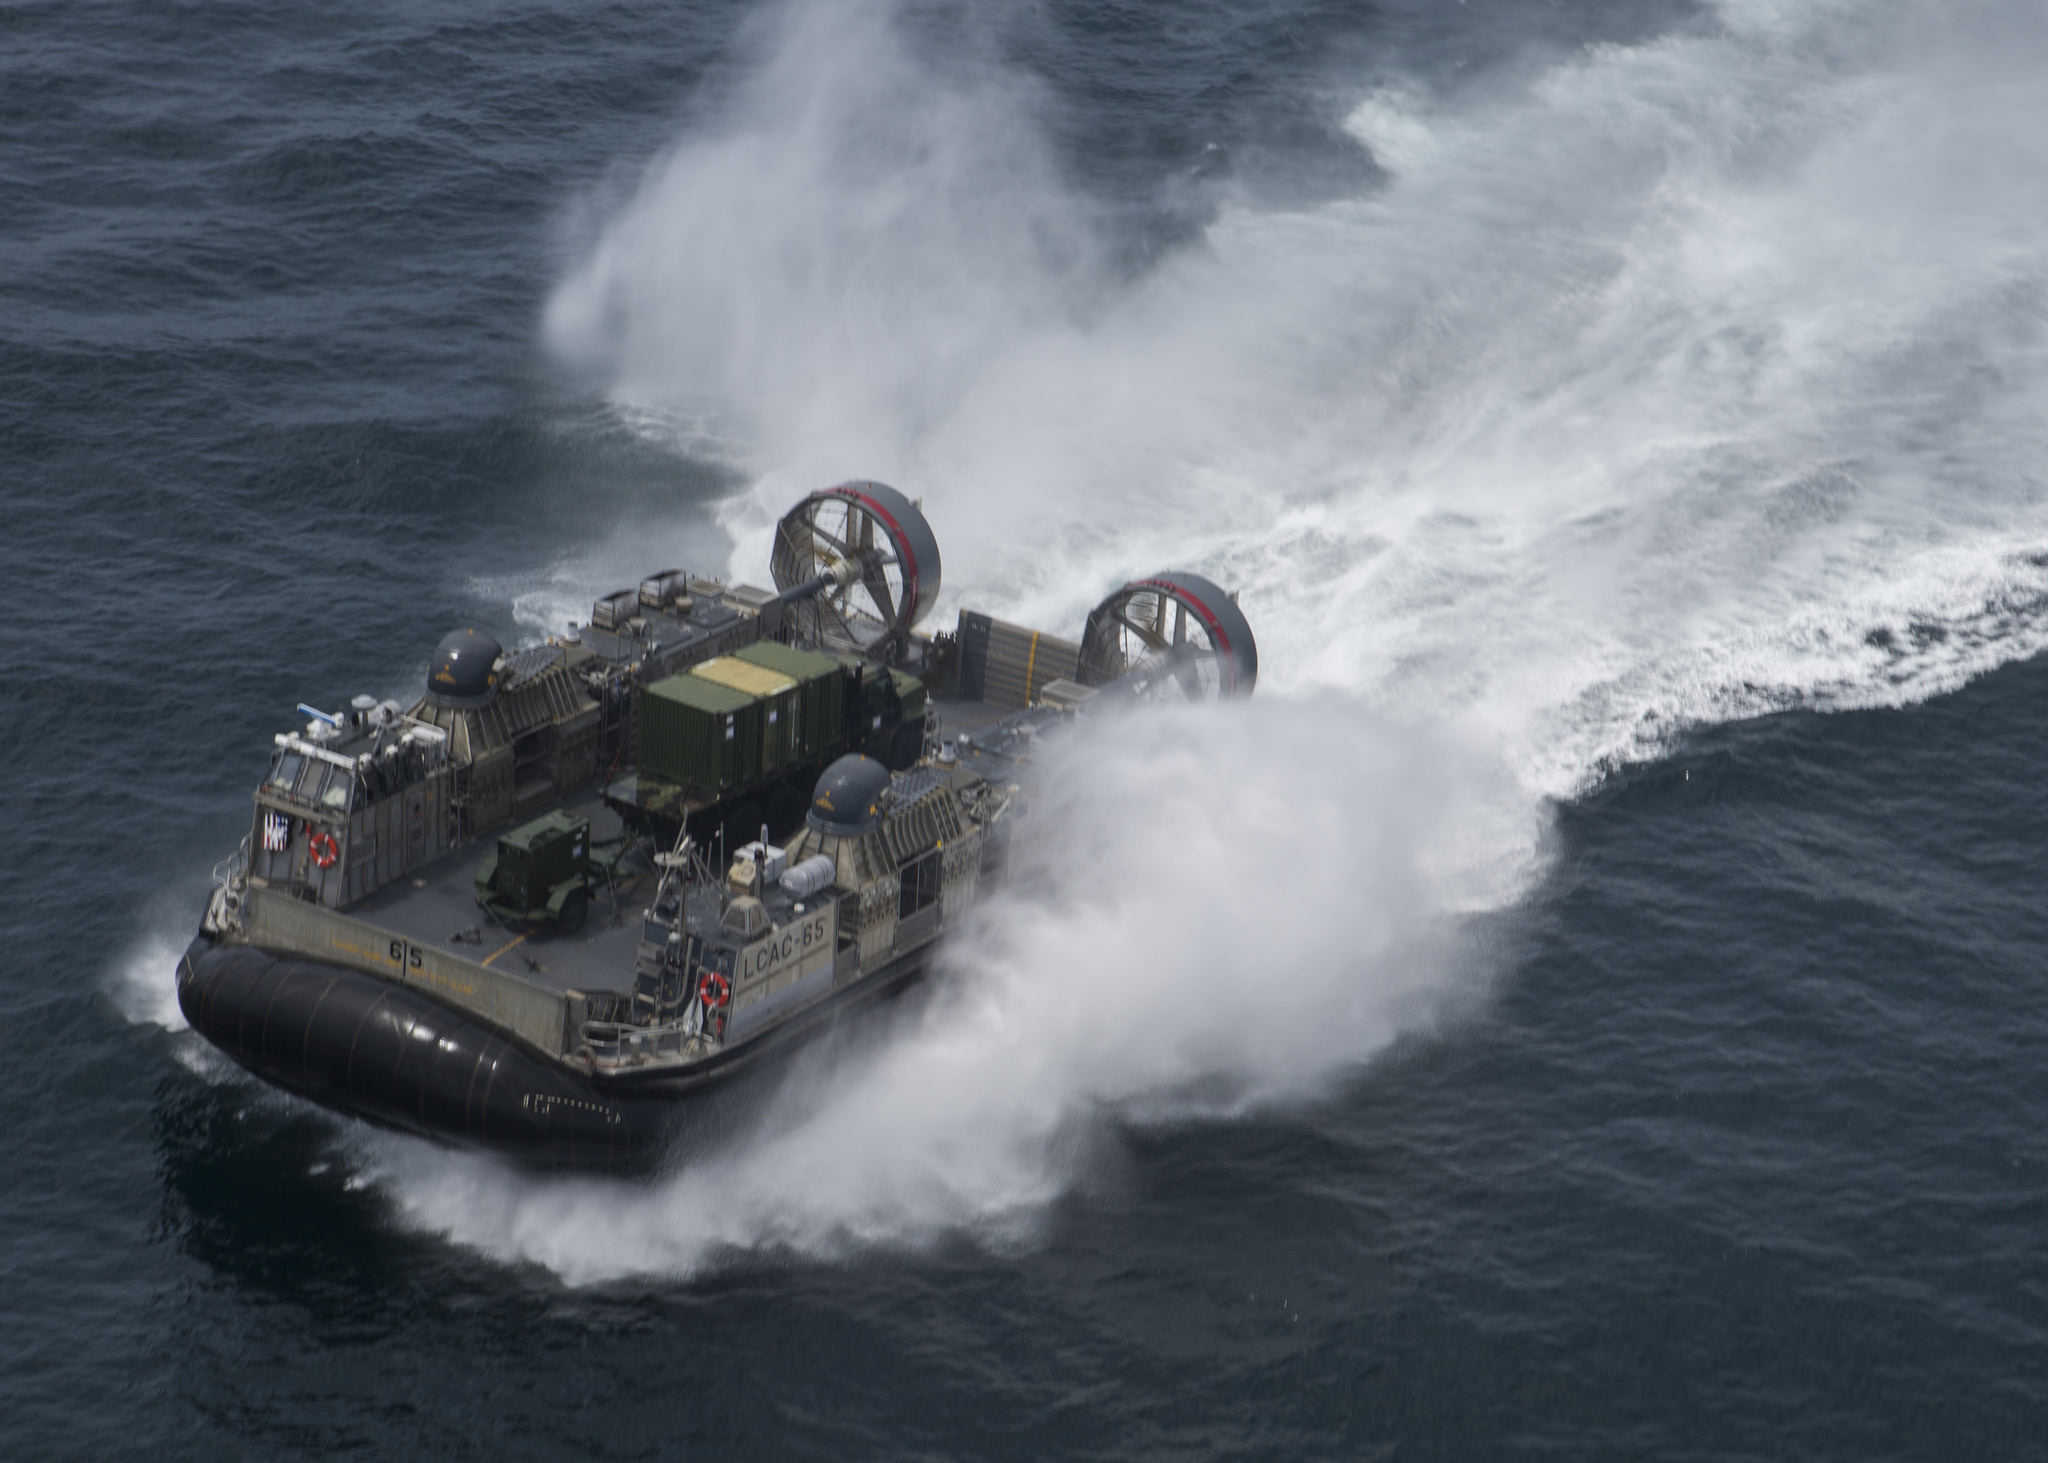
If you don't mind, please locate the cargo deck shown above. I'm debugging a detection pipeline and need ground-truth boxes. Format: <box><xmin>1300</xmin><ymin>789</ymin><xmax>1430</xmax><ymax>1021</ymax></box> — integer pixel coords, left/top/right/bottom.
<box><xmin>322</xmin><ymin>687</ymin><xmax>1046</xmax><ymax>999</ymax></box>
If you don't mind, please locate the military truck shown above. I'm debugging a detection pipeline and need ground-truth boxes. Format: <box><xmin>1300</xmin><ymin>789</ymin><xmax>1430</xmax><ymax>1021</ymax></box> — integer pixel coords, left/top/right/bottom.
<box><xmin>605</xmin><ymin>639</ymin><xmax>929</xmax><ymax>852</ymax></box>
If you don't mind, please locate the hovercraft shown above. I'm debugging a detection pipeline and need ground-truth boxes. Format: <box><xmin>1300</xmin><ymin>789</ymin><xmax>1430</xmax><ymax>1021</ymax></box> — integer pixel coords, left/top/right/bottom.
<box><xmin>180</xmin><ymin>483</ymin><xmax>1257</xmax><ymax>1167</ymax></box>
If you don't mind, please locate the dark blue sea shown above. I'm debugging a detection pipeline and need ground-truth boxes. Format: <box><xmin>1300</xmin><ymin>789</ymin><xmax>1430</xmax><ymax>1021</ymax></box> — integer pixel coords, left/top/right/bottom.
<box><xmin>8</xmin><ymin>0</ymin><xmax>2048</xmax><ymax>1456</ymax></box>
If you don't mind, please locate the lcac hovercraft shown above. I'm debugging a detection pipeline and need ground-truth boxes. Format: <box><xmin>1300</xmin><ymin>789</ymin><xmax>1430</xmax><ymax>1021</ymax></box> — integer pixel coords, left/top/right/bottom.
<box><xmin>178</xmin><ymin>483</ymin><xmax>1258</xmax><ymax>1168</ymax></box>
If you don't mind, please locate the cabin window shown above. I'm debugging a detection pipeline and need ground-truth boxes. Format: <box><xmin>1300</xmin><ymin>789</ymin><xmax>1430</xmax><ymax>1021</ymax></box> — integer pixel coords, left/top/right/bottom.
<box><xmin>898</xmin><ymin>849</ymin><xmax>942</xmax><ymax>918</ymax></box>
<box><xmin>292</xmin><ymin>758</ymin><xmax>328</xmax><ymax>803</ymax></box>
<box><xmin>266</xmin><ymin>752</ymin><xmax>303</xmax><ymax>794</ymax></box>
<box><xmin>318</xmin><ymin>767</ymin><xmax>353</xmax><ymax>812</ymax></box>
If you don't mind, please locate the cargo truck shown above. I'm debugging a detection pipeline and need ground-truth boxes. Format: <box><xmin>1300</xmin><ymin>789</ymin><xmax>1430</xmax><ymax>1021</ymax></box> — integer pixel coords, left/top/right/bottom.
<box><xmin>606</xmin><ymin>640</ymin><xmax>929</xmax><ymax>850</ymax></box>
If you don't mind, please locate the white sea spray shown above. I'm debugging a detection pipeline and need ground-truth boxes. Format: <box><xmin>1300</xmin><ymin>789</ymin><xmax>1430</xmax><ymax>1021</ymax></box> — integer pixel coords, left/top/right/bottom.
<box><xmin>377</xmin><ymin>0</ymin><xmax>2048</xmax><ymax>1277</ymax></box>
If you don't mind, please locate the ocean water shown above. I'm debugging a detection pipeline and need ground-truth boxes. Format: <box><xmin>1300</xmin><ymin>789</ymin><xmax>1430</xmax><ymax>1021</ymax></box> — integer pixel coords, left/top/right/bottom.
<box><xmin>6</xmin><ymin>0</ymin><xmax>2048</xmax><ymax>1456</ymax></box>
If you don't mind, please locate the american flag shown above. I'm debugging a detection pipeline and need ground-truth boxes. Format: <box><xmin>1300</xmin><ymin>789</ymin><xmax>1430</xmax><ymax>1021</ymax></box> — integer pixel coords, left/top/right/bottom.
<box><xmin>262</xmin><ymin>811</ymin><xmax>290</xmax><ymax>852</ymax></box>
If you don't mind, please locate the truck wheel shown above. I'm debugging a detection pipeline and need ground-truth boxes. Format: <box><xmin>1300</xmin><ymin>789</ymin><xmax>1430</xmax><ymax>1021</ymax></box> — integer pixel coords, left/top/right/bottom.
<box><xmin>557</xmin><ymin>890</ymin><xmax>588</xmax><ymax>935</ymax></box>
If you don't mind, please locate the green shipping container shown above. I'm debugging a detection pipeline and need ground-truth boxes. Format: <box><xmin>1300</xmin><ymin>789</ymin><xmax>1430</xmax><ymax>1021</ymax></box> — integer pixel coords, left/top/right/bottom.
<box><xmin>691</xmin><ymin>657</ymin><xmax>801</xmax><ymax>778</ymax></box>
<box><xmin>734</xmin><ymin>641</ymin><xmax>848</xmax><ymax>762</ymax></box>
<box><xmin>762</xmin><ymin>684</ymin><xmax>798</xmax><ymax>773</ymax></box>
<box><xmin>639</xmin><ymin>672</ymin><xmax>760</xmax><ymax>794</ymax></box>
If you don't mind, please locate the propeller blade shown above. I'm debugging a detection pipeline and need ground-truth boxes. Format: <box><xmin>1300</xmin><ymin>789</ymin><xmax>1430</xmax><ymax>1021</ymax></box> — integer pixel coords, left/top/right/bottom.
<box><xmin>808</xmin><ymin>516</ymin><xmax>855</xmax><ymax>559</ymax></box>
<box><xmin>1114</xmin><ymin>607</ymin><xmax>1170</xmax><ymax>652</ymax></box>
<box><xmin>861</xmin><ymin>556</ymin><xmax>898</xmax><ymax>630</ymax></box>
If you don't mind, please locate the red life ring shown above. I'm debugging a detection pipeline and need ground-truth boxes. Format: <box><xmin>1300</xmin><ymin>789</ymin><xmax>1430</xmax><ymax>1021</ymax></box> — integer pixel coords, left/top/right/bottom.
<box><xmin>698</xmin><ymin>971</ymin><xmax>732</xmax><ymax>1010</ymax></box>
<box><xmin>309</xmin><ymin>829</ymin><xmax>341</xmax><ymax>870</ymax></box>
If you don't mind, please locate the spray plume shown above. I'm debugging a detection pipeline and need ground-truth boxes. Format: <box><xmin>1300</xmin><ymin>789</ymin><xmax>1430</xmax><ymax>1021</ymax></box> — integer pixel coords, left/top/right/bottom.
<box><xmin>374</xmin><ymin>701</ymin><xmax>1522</xmax><ymax>1284</ymax></box>
<box><xmin>157</xmin><ymin>0</ymin><xmax>2048</xmax><ymax>1278</ymax></box>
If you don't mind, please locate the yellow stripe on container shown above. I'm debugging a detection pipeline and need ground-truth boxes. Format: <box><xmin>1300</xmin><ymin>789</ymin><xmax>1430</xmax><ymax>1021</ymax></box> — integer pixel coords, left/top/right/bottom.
<box><xmin>692</xmin><ymin>658</ymin><xmax>797</xmax><ymax>698</ymax></box>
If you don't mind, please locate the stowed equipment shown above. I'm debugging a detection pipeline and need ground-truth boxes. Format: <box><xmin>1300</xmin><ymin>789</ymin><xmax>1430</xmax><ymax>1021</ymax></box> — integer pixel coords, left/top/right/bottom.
<box><xmin>473</xmin><ymin>810</ymin><xmax>624</xmax><ymax>935</ymax></box>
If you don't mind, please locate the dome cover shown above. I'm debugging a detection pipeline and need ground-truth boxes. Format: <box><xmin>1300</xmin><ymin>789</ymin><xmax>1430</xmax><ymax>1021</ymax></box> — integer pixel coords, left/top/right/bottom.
<box><xmin>425</xmin><ymin>629</ymin><xmax>503</xmax><ymax>708</ymax></box>
<box><xmin>808</xmin><ymin>754</ymin><xmax>891</xmax><ymax>835</ymax></box>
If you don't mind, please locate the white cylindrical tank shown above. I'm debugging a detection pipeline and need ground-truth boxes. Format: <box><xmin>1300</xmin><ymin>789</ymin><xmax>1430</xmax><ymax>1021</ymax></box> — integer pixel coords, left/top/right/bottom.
<box><xmin>781</xmin><ymin>854</ymin><xmax>837</xmax><ymax>899</ymax></box>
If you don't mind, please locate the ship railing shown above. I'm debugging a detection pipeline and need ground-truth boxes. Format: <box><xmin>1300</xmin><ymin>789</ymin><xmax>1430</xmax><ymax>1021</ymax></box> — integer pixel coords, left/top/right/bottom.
<box><xmin>579</xmin><ymin>1020</ymin><xmax>695</xmax><ymax>1065</ymax></box>
<box><xmin>202</xmin><ymin>835</ymin><xmax>253</xmax><ymax>936</ymax></box>
<box><xmin>211</xmin><ymin>834</ymin><xmax>249</xmax><ymax>891</ymax></box>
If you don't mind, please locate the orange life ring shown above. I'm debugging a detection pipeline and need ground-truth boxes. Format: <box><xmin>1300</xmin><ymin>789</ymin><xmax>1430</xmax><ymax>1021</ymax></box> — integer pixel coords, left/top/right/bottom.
<box><xmin>309</xmin><ymin>829</ymin><xmax>341</xmax><ymax>870</ymax></box>
<box><xmin>698</xmin><ymin>971</ymin><xmax>732</xmax><ymax>1010</ymax></box>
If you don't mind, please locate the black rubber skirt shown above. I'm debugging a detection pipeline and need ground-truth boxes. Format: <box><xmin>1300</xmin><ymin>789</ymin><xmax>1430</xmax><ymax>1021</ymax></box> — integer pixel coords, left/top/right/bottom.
<box><xmin>176</xmin><ymin>937</ymin><xmax>680</xmax><ymax>1169</ymax></box>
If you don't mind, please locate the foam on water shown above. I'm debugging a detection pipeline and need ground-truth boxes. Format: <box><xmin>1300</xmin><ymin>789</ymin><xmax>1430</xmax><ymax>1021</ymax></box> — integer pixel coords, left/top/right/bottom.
<box><xmin>379</xmin><ymin>701</ymin><xmax>1520</xmax><ymax>1284</ymax></box>
<box><xmin>549</xmin><ymin>0</ymin><xmax>2048</xmax><ymax>786</ymax></box>
<box><xmin>108</xmin><ymin>928</ymin><xmax>262</xmax><ymax>1082</ymax></box>
<box><xmin>111</xmin><ymin>930</ymin><xmax>189</xmax><ymax>1035</ymax></box>
<box><xmin>389</xmin><ymin>0</ymin><xmax>2048</xmax><ymax>1277</ymax></box>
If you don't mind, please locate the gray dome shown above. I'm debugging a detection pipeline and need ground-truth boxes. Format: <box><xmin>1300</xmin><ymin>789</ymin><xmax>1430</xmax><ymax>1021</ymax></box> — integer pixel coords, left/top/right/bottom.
<box><xmin>808</xmin><ymin>754</ymin><xmax>891</xmax><ymax>835</ymax></box>
<box><xmin>425</xmin><ymin>629</ymin><xmax>503</xmax><ymax>708</ymax></box>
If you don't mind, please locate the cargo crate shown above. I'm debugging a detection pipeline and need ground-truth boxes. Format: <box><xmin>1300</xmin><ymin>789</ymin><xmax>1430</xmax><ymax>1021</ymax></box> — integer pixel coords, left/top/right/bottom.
<box><xmin>694</xmin><ymin>657</ymin><xmax>799</xmax><ymax>775</ymax></box>
<box><xmin>639</xmin><ymin>672</ymin><xmax>758</xmax><ymax>794</ymax></box>
<box><xmin>735</xmin><ymin>641</ymin><xmax>848</xmax><ymax>759</ymax></box>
